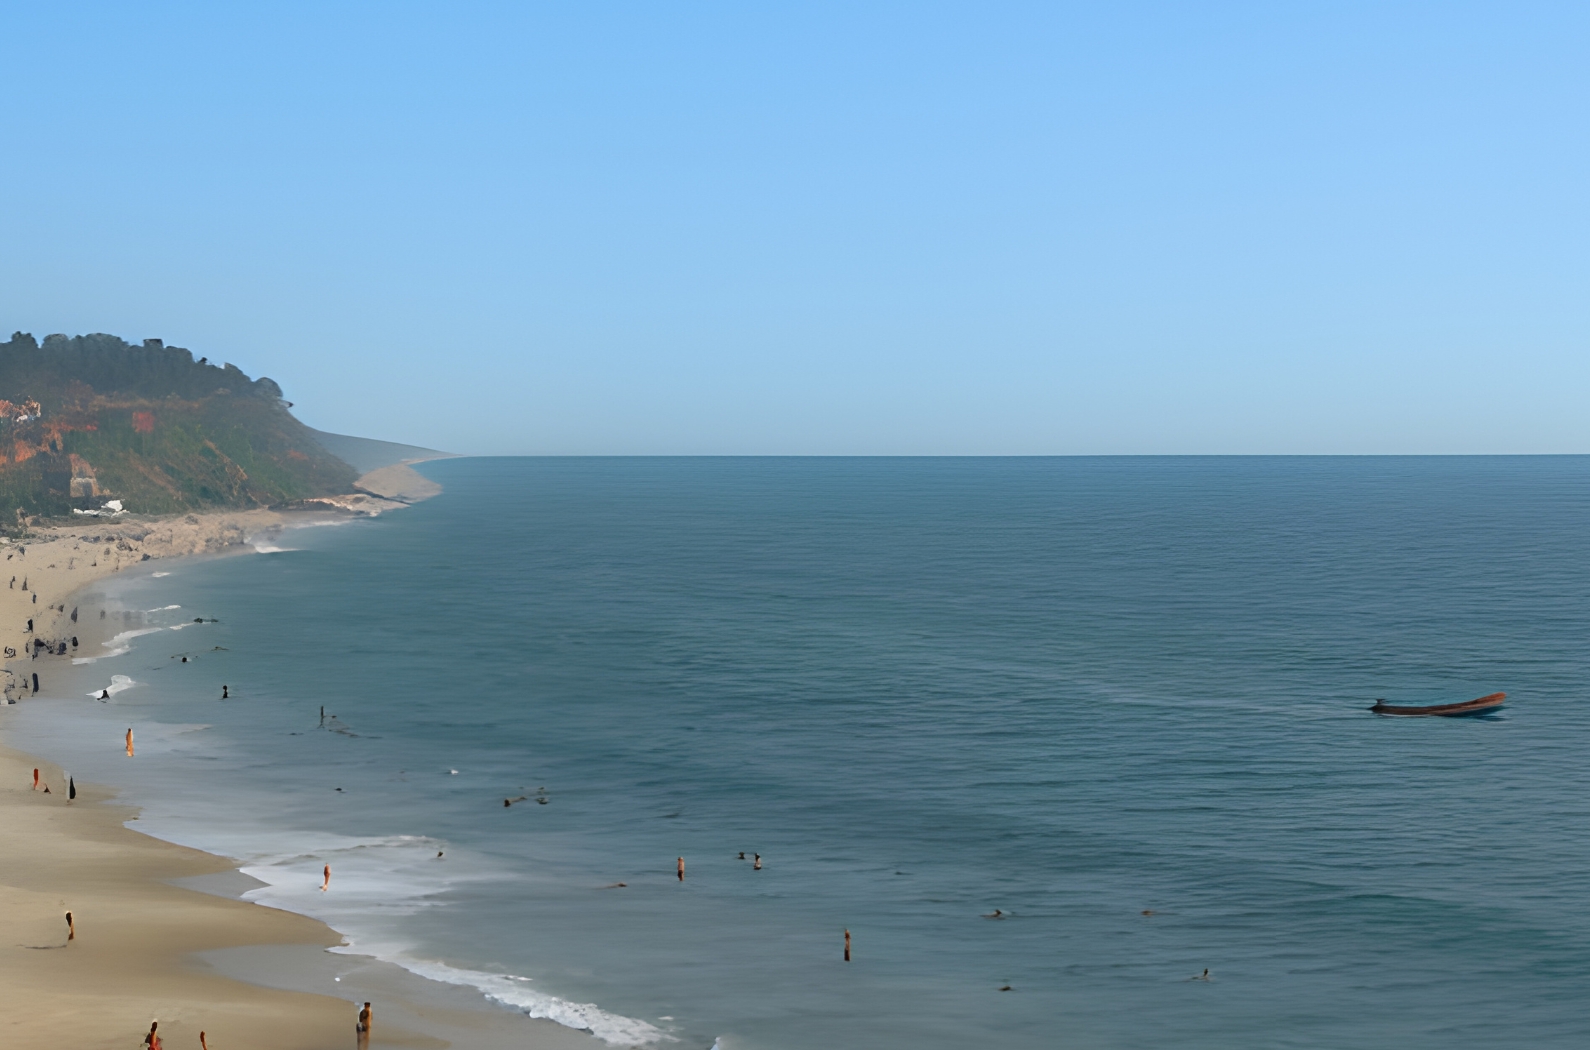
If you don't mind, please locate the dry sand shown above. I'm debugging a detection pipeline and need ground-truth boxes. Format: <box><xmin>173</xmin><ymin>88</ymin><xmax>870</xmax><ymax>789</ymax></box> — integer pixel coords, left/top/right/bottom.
<box><xmin>0</xmin><ymin>742</ymin><xmax>356</xmax><ymax>1046</ymax></box>
<box><xmin>0</xmin><ymin>500</ymin><xmax>601</xmax><ymax>1049</ymax></box>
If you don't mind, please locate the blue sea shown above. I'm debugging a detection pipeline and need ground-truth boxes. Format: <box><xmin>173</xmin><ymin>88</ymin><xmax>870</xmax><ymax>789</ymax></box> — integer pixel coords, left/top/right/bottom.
<box><xmin>8</xmin><ymin>456</ymin><xmax>1590</xmax><ymax>1049</ymax></box>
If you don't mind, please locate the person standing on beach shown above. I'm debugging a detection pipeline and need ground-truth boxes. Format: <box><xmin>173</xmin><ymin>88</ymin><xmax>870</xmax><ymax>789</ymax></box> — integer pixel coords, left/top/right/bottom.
<box><xmin>321</xmin><ymin>864</ymin><xmax>331</xmax><ymax>892</ymax></box>
<box><xmin>143</xmin><ymin>1021</ymin><xmax>162</xmax><ymax>1049</ymax></box>
<box><xmin>31</xmin><ymin>767</ymin><xmax>39</xmax><ymax>790</ymax></box>
<box><xmin>65</xmin><ymin>911</ymin><xmax>73</xmax><ymax>941</ymax></box>
<box><xmin>199</xmin><ymin>1032</ymin><xmax>209</xmax><ymax>1050</ymax></box>
<box><xmin>126</xmin><ymin>728</ymin><xmax>134</xmax><ymax>757</ymax></box>
<box><xmin>357</xmin><ymin>1001</ymin><xmax>372</xmax><ymax>1048</ymax></box>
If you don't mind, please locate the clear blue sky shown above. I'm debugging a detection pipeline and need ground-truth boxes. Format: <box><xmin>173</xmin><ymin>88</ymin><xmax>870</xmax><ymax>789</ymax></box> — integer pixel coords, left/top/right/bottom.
<box><xmin>2</xmin><ymin>2</ymin><xmax>1586</xmax><ymax>454</ymax></box>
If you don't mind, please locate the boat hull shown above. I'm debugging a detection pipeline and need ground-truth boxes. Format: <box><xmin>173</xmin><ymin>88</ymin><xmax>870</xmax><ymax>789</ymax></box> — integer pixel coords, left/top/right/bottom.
<box><xmin>1370</xmin><ymin>692</ymin><xmax>1506</xmax><ymax>717</ymax></box>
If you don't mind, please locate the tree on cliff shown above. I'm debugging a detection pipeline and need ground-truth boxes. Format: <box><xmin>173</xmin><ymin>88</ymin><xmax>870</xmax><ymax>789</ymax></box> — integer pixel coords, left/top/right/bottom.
<box><xmin>0</xmin><ymin>332</ymin><xmax>357</xmax><ymax>520</ymax></box>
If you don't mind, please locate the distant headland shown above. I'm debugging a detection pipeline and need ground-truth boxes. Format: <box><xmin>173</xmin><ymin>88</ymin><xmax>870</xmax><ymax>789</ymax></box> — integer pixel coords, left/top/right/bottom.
<box><xmin>0</xmin><ymin>332</ymin><xmax>450</xmax><ymax>524</ymax></box>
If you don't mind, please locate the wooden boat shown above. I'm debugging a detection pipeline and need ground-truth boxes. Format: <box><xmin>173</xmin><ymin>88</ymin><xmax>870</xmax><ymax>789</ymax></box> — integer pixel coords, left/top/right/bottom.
<box><xmin>1370</xmin><ymin>692</ymin><xmax>1505</xmax><ymax>717</ymax></box>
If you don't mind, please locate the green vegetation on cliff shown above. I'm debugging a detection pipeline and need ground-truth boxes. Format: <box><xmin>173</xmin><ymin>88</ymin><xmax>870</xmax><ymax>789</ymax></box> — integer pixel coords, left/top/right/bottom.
<box><xmin>0</xmin><ymin>332</ymin><xmax>357</xmax><ymax>520</ymax></box>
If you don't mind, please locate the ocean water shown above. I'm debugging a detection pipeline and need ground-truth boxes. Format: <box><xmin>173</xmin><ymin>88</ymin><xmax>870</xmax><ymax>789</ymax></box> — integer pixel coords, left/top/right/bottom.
<box><xmin>9</xmin><ymin>456</ymin><xmax>1590</xmax><ymax>1049</ymax></box>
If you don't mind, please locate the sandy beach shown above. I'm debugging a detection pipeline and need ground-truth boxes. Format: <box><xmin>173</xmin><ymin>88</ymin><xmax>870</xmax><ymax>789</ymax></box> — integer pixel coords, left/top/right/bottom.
<box><xmin>0</xmin><ymin>498</ymin><xmax>598</xmax><ymax>1049</ymax></box>
<box><xmin>0</xmin><ymin>740</ymin><xmax>355</xmax><ymax>1046</ymax></box>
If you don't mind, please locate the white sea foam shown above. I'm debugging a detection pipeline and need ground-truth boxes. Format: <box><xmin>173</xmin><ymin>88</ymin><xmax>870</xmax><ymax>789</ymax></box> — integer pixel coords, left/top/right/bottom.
<box><xmin>147</xmin><ymin>604</ymin><xmax>182</xmax><ymax>611</ymax></box>
<box><xmin>73</xmin><ymin>627</ymin><xmax>164</xmax><ymax>663</ymax></box>
<box><xmin>86</xmin><ymin>674</ymin><xmax>137</xmax><ymax>700</ymax></box>
<box><xmin>217</xmin><ymin>833</ymin><xmax>669</xmax><ymax>1047</ymax></box>
<box><xmin>151</xmin><ymin>571</ymin><xmax>171</xmax><ymax>577</ymax></box>
<box><xmin>249</xmin><ymin>515</ymin><xmax>356</xmax><ymax>554</ymax></box>
<box><xmin>378</xmin><ymin>955</ymin><xmax>672</xmax><ymax>1046</ymax></box>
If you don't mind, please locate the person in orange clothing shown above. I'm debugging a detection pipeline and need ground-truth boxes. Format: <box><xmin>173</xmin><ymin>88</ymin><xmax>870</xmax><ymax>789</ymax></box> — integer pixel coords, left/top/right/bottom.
<box><xmin>142</xmin><ymin>1020</ymin><xmax>162</xmax><ymax>1049</ymax></box>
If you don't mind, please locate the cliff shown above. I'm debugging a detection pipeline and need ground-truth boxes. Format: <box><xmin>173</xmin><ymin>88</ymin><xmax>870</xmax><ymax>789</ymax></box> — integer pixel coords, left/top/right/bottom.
<box><xmin>0</xmin><ymin>332</ymin><xmax>358</xmax><ymax>521</ymax></box>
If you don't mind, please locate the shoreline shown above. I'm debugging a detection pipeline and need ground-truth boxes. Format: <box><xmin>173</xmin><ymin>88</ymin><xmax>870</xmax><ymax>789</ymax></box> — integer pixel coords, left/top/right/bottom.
<box><xmin>0</xmin><ymin>477</ymin><xmax>610</xmax><ymax>1048</ymax></box>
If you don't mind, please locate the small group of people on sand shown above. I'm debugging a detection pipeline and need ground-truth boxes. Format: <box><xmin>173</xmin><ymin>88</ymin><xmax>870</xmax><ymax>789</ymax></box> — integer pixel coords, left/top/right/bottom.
<box><xmin>27</xmin><ymin>765</ymin><xmax>76</xmax><ymax>799</ymax></box>
<box><xmin>142</xmin><ymin>1022</ymin><xmax>213</xmax><ymax>1048</ymax></box>
<box><xmin>137</xmin><ymin>1003</ymin><xmax>366</xmax><ymax>1047</ymax></box>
